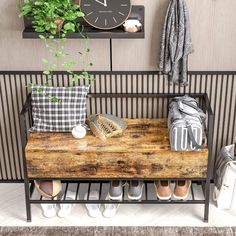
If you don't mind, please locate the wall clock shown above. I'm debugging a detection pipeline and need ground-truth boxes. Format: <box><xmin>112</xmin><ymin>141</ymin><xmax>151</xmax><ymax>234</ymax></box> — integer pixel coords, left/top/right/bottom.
<box><xmin>80</xmin><ymin>0</ymin><xmax>131</xmax><ymax>30</ymax></box>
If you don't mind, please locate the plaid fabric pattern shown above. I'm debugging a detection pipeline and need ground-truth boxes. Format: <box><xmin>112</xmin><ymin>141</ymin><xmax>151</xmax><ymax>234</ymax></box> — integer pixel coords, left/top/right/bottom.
<box><xmin>31</xmin><ymin>85</ymin><xmax>90</xmax><ymax>132</ymax></box>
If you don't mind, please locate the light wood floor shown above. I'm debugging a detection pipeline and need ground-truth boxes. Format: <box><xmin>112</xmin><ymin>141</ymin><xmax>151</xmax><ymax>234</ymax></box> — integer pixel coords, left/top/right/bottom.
<box><xmin>0</xmin><ymin>183</ymin><xmax>236</xmax><ymax>226</ymax></box>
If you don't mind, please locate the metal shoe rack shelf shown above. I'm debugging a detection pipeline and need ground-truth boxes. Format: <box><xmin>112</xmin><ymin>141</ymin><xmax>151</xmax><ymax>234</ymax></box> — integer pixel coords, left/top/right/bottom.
<box><xmin>20</xmin><ymin>86</ymin><xmax>214</xmax><ymax>222</ymax></box>
<box><xmin>29</xmin><ymin>180</ymin><xmax>206</xmax><ymax>205</ymax></box>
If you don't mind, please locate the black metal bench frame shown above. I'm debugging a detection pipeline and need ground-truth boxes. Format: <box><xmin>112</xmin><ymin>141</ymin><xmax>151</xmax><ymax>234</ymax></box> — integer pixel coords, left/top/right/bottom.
<box><xmin>20</xmin><ymin>90</ymin><xmax>214</xmax><ymax>223</ymax></box>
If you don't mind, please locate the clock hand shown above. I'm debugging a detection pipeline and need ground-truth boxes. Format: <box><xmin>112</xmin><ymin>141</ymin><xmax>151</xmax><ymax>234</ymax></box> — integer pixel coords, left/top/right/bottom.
<box><xmin>94</xmin><ymin>0</ymin><xmax>107</xmax><ymax>7</ymax></box>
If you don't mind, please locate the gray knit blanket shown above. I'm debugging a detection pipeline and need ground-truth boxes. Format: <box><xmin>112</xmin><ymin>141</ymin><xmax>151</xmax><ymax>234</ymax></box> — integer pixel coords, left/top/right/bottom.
<box><xmin>159</xmin><ymin>0</ymin><xmax>194</xmax><ymax>86</ymax></box>
<box><xmin>214</xmin><ymin>145</ymin><xmax>235</xmax><ymax>190</ymax></box>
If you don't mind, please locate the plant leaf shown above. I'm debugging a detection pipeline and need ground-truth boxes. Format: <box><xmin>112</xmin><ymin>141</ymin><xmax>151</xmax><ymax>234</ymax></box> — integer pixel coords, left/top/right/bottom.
<box><xmin>43</xmin><ymin>70</ymin><xmax>50</xmax><ymax>75</ymax></box>
<box><xmin>42</xmin><ymin>58</ymin><xmax>49</xmax><ymax>64</ymax></box>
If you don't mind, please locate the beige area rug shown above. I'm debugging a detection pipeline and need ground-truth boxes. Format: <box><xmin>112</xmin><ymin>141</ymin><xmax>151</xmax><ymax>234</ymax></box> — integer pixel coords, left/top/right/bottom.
<box><xmin>0</xmin><ymin>227</ymin><xmax>236</xmax><ymax>236</ymax></box>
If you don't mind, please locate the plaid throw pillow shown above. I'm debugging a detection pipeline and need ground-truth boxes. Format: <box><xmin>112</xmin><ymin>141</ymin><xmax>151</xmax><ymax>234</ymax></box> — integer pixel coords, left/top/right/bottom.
<box><xmin>31</xmin><ymin>85</ymin><xmax>90</xmax><ymax>132</ymax></box>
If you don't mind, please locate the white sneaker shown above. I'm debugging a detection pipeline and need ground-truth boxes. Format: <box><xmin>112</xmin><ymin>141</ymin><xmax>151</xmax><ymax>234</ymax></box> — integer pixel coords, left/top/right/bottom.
<box><xmin>57</xmin><ymin>191</ymin><xmax>76</xmax><ymax>218</ymax></box>
<box><xmin>41</xmin><ymin>197</ymin><xmax>57</xmax><ymax>218</ymax></box>
<box><xmin>84</xmin><ymin>191</ymin><xmax>101</xmax><ymax>218</ymax></box>
<box><xmin>103</xmin><ymin>195</ymin><xmax>120</xmax><ymax>218</ymax></box>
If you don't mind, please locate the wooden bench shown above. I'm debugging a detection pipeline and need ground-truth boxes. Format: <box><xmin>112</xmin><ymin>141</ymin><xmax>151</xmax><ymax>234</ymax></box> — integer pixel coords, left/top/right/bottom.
<box><xmin>26</xmin><ymin>118</ymin><xmax>208</xmax><ymax>179</ymax></box>
<box><xmin>21</xmin><ymin>92</ymin><xmax>213</xmax><ymax>223</ymax></box>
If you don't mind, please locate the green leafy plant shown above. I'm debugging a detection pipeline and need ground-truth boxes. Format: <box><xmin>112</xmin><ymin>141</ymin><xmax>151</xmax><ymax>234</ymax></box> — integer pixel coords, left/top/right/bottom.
<box><xmin>18</xmin><ymin>0</ymin><xmax>84</xmax><ymax>34</ymax></box>
<box><xmin>18</xmin><ymin>0</ymin><xmax>94</xmax><ymax>103</ymax></box>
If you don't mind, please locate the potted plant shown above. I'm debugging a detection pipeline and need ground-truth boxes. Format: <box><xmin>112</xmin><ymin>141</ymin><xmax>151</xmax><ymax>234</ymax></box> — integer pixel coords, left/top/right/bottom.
<box><xmin>18</xmin><ymin>0</ymin><xmax>94</xmax><ymax>102</ymax></box>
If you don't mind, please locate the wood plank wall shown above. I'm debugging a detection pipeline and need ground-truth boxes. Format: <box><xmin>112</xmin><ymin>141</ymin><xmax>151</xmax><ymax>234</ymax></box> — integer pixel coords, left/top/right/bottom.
<box><xmin>0</xmin><ymin>0</ymin><xmax>236</xmax><ymax>71</ymax></box>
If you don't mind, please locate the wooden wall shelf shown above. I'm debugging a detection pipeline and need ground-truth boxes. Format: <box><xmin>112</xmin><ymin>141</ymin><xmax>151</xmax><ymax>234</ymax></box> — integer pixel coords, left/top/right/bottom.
<box><xmin>22</xmin><ymin>6</ymin><xmax>145</xmax><ymax>39</ymax></box>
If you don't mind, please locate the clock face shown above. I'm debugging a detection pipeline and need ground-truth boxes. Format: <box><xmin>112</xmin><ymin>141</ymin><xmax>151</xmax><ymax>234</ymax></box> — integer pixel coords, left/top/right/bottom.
<box><xmin>80</xmin><ymin>0</ymin><xmax>131</xmax><ymax>30</ymax></box>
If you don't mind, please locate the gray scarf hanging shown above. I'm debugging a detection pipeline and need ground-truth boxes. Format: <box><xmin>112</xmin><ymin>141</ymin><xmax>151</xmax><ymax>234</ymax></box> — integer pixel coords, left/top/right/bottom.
<box><xmin>159</xmin><ymin>0</ymin><xmax>194</xmax><ymax>86</ymax></box>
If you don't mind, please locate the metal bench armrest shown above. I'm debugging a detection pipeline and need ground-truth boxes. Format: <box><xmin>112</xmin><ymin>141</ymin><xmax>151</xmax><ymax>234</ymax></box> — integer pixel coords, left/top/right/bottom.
<box><xmin>20</xmin><ymin>94</ymin><xmax>32</xmax><ymax>148</ymax></box>
<box><xmin>20</xmin><ymin>93</ymin><xmax>31</xmax><ymax>116</ymax></box>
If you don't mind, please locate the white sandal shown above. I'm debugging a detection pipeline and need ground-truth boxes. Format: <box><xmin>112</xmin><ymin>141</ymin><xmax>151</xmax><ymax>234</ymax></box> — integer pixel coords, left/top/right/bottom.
<box><xmin>41</xmin><ymin>197</ymin><xmax>57</xmax><ymax>218</ymax></box>
<box><xmin>57</xmin><ymin>191</ymin><xmax>76</xmax><ymax>218</ymax></box>
<box><xmin>84</xmin><ymin>191</ymin><xmax>101</xmax><ymax>218</ymax></box>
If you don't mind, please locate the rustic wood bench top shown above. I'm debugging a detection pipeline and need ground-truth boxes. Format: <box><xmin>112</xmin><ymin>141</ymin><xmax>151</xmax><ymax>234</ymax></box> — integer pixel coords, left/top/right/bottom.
<box><xmin>26</xmin><ymin>118</ymin><xmax>208</xmax><ymax>179</ymax></box>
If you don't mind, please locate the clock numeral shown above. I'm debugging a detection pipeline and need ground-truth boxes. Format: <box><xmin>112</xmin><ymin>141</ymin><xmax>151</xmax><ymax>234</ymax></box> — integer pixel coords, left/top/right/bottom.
<box><xmin>99</xmin><ymin>10</ymin><xmax>112</xmax><ymax>13</ymax></box>
<box><xmin>95</xmin><ymin>17</ymin><xmax>99</xmax><ymax>23</ymax></box>
<box><xmin>105</xmin><ymin>19</ymin><xmax>107</xmax><ymax>26</ymax></box>
<box><xmin>87</xmin><ymin>11</ymin><xmax>94</xmax><ymax>16</ymax></box>
<box><xmin>121</xmin><ymin>4</ymin><xmax>128</xmax><ymax>6</ymax></box>
<box><xmin>118</xmin><ymin>12</ymin><xmax>125</xmax><ymax>16</ymax></box>
<box><xmin>113</xmin><ymin>17</ymin><xmax>117</xmax><ymax>23</ymax></box>
<box><xmin>83</xmin><ymin>4</ymin><xmax>91</xmax><ymax>6</ymax></box>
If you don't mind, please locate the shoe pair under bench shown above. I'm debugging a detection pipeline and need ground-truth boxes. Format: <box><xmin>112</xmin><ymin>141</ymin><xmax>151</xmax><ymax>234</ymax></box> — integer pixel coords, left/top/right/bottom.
<box><xmin>109</xmin><ymin>181</ymin><xmax>144</xmax><ymax>200</ymax></box>
<box><xmin>109</xmin><ymin>180</ymin><xmax>191</xmax><ymax>201</ymax></box>
<box><xmin>155</xmin><ymin>180</ymin><xmax>191</xmax><ymax>200</ymax></box>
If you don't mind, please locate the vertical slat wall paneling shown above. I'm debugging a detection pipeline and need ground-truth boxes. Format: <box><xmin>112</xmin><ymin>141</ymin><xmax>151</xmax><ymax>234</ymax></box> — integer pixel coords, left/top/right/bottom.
<box><xmin>0</xmin><ymin>71</ymin><xmax>235</xmax><ymax>182</ymax></box>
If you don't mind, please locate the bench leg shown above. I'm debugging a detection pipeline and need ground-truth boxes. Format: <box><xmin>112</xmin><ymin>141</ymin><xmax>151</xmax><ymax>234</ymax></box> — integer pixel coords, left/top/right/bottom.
<box><xmin>204</xmin><ymin>179</ymin><xmax>210</xmax><ymax>223</ymax></box>
<box><xmin>204</xmin><ymin>108</ymin><xmax>214</xmax><ymax>223</ymax></box>
<box><xmin>24</xmin><ymin>179</ymin><xmax>32</xmax><ymax>222</ymax></box>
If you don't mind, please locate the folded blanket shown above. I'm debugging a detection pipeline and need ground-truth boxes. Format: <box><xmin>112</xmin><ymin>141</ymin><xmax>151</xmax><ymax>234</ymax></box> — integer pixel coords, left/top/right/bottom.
<box><xmin>214</xmin><ymin>145</ymin><xmax>235</xmax><ymax>191</ymax></box>
<box><xmin>159</xmin><ymin>0</ymin><xmax>194</xmax><ymax>86</ymax></box>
